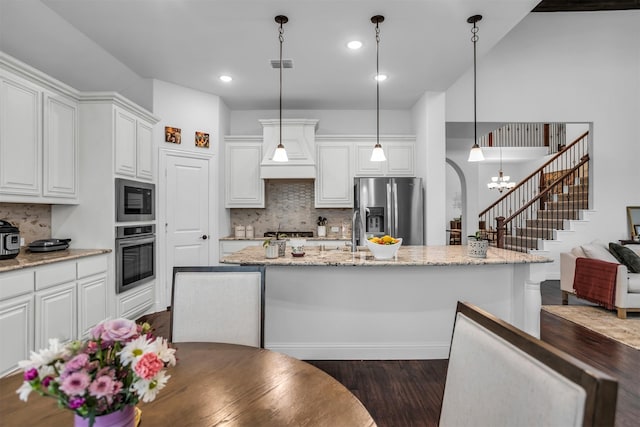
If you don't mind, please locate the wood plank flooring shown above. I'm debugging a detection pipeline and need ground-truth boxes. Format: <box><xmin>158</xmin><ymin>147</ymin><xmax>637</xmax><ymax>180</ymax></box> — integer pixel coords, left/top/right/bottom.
<box><xmin>139</xmin><ymin>280</ymin><xmax>640</xmax><ymax>427</ymax></box>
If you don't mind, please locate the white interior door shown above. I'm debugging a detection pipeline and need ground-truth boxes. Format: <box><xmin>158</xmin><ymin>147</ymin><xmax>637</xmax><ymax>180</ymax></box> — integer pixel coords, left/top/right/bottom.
<box><xmin>162</xmin><ymin>152</ymin><xmax>211</xmax><ymax>307</ymax></box>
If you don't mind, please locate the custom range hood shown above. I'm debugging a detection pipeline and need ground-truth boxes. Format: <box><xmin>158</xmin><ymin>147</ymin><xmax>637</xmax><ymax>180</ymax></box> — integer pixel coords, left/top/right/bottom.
<box><xmin>260</xmin><ymin>119</ymin><xmax>318</xmax><ymax>179</ymax></box>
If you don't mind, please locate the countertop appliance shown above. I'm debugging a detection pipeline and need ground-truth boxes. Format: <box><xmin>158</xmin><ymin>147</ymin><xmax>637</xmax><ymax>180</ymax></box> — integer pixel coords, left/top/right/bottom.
<box><xmin>0</xmin><ymin>220</ymin><xmax>20</xmax><ymax>260</ymax></box>
<box><xmin>28</xmin><ymin>238</ymin><xmax>71</xmax><ymax>252</ymax></box>
<box><xmin>353</xmin><ymin>177</ymin><xmax>424</xmax><ymax>247</ymax></box>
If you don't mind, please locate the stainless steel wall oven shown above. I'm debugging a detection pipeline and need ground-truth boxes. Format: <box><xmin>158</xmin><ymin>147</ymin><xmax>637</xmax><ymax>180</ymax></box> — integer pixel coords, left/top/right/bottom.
<box><xmin>115</xmin><ymin>224</ymin><xmax>155</xmax><ymax>294</ymax></box>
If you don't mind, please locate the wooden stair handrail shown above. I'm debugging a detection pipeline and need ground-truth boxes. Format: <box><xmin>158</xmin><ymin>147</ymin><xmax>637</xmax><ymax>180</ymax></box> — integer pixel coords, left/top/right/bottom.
<box><xmin>479</xmin><ymin>130</ymin><xmax>589</xmax><ymax>218</ymax></box>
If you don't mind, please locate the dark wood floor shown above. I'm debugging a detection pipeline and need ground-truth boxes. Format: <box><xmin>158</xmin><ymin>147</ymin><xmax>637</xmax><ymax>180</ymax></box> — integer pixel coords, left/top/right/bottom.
<box><xmin>139</xmin><ymin>281</ymin><xmax>640</xmax><ymax>427</ymax></box>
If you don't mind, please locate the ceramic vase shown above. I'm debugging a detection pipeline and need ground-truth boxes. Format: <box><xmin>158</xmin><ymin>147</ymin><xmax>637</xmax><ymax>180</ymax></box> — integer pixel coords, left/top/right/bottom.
<box><xmin>467</xmin><ymin>239</ymin><xmax>489</xmax><ymax>258</ymax></box>
<box><xmin>265</xmin><ymin>243</ymin><xmax>278</xmax><ymax>259</ymax></box>
<box><xmin>74</xmin><ymin>406</ymin><xmax>136</xmax><ymax>427</ymax></box>
<box><xmin>317</xmin><ymin>225</ymin><xmax>327</xmax><ymax>237</ymax></box>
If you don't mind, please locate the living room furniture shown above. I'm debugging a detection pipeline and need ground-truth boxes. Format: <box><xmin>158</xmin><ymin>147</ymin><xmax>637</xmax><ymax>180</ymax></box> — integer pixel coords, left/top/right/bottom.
<box><xmin>439</xmin><ymin>302</ymin><xmax>618</xmax><ymax>427</ymax></box>
<box><xmin>0</xmin><ymin>342</ymin><xmax>376</xmax><ymax>426</ymax></box>
<box><xmin>560</xmin><ymin>242</ymin><xmax>640</xmax><ymax>319</ymax></box>
<box><xmin>170</xmin><ymin>266</ymin><xmax>265</xmax><ymax>346</ymax></box>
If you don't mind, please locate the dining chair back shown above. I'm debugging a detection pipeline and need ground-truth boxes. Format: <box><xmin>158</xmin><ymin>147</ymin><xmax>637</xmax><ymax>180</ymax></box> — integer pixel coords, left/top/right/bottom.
<box><xmin>439</xmin><ymin>301</ymin><xmax>617</xmax><ymax>427</ymax></box>
<box><xmin>171</xmin><ymin>266</ymin><xmax>265</xmax><ymax>347</ymax></box>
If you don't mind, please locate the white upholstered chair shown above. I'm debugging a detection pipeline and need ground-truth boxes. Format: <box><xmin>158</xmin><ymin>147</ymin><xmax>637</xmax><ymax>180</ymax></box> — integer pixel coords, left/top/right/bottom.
<box><xmin>170</xmin><ymin>266</ymin><xmax>265</xmax><ymax>347</ymax></box>
<box><xmin>439</xmin><ymin>302</ymin><xmax>617</xmax><ymax>427</ymax></box>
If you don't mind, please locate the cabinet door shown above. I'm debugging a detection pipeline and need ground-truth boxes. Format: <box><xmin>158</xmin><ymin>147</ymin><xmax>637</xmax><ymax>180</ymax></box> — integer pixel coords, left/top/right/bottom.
<box><xmin>136</xmin><ymin>120</ymin><xmax>154</xmax><ymax>181</ymax></box>
<box><xmin>386</xmin><ymin>142</ymin><xmax>415</xmax><ymax>176</ymax></box>
<box><xmin>225</xmin><ymin>142</ymin><xmax>264</xmax><ymax>207</ymax></box>
<box><xmin>43</xmin><ymin>91</ymin><xmax>79</xmax><ymax>200</ymax></box>
<box><xmin>315</xmin><ymin>142</ymin><xmax>353</xmax><ymax>207</ymax></box>
<box><xmin>78</xmin><ymin>274</ymin><xmax>108</xmax><ymax>339</ymax></box>
<box><xmin>114</xmin><ymin>107</ymin><xmax>137</xmax><ymax>177</ymax></box>
<box><xmin>117</xmin><ymin>281</ymin><xmax>155</xmax><ymax>320</ymax></box>
<box><xmin>0</xmin><ymin>71</ymin><xmax>42</xmax><ymax>196</ymax></box>
<box><xmin>35</xmin><ymin>282</ymin><xmax>77</xmax><ymax>349</ymax></box>
<box><xmin>0</xmin><ymin>294</ymin><xmax>33</xmax><ymax>377</ymax></box>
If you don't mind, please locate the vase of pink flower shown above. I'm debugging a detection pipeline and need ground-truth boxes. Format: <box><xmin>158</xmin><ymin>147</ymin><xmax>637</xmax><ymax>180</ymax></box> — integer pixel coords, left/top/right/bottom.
<box><xmin>16</xmin><ymin>318</ymin><xmax>176</xmax><ymax>427</ymax></box>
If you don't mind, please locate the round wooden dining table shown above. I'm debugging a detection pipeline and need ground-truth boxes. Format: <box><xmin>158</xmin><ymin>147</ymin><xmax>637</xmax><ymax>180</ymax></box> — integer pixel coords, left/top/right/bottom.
<box><xmin>0</xmin><ymin>342</ymin><xmax>376</xmax><ymax>426</ymax></box>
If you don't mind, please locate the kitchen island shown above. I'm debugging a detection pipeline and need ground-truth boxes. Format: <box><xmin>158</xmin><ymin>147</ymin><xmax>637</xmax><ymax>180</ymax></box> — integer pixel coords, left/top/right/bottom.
<box><xmin>222</xmin><ymin>245</ymin><xmax>551</xmax><ymax>360</ymax></box>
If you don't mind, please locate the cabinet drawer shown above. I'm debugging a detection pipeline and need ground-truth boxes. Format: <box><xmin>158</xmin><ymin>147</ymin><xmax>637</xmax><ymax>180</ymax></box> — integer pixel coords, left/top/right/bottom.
<box><xmin>35</xmin><ymin>262</ymin><xmax>76</xmax><ymax>290</ymax></box>
<box><xmin>77</xmin><ymin>255</ymin><xmax>108</xmax><ymax>279</ymax></box>
<box><xmin>0</xmin><ymin>269</ymin><xmax>34</xmax><ymax>300</ymax></box>
<box><xmin>118</xmin><ymin>282</ymin><xmax>155</xmax><ymax>320</ymax></box>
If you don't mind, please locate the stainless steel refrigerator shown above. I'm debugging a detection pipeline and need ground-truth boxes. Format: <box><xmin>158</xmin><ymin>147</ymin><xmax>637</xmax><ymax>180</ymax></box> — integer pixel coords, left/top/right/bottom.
<box><xmin>353</xmin><ymin>177</ymin><xmax>424</xmax><ymax>246</ymax></box>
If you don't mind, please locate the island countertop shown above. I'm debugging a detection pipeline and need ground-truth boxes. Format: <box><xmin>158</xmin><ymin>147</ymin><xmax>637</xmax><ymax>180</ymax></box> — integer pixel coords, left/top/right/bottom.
<box><xmin>221</xmin><ymin>245</ymin><xmax>551</xmax><ymax>267</ymax></box>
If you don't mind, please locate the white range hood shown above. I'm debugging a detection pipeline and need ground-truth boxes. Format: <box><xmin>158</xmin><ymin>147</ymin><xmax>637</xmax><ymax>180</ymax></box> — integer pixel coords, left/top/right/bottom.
<box><xmin>259</xmin><ymin>119</ymin><xmax>318</xmax><ymax>179</ymax></box>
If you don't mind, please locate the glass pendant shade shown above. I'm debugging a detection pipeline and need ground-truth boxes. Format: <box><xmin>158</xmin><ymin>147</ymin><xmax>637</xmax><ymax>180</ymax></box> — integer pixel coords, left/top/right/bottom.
<box><xmin>370</xmin><ymin>143</ymin><xmax>387</xmax><ymax>162</ymax></box>
<box><xmin>273</xmin><ymin>143</ymin><xmax>288</xmax><ymax>162</ymax></box>
<box><xmin>468</xmin><ymin>144</ymin><xmax>485</xmax><ymax>162</ymax></box>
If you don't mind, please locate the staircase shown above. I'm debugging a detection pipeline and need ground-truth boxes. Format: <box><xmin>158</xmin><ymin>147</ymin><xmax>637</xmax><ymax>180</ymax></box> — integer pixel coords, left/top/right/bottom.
<box><xmin>479</xmin><ymin>131</ymin><xmax>590</xmax><ymax>256</ymax></box>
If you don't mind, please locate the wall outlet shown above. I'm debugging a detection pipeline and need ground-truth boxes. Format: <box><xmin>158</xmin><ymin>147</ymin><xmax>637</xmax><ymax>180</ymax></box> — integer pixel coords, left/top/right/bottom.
<box><xmin>20</xmin><ymin>237</ymin><xmax>25</xmax><ymax>247</ymax></box>
<box><xmin>330</xmin><ymin>226</ymin><xmax>339</xmax><ymax>233</ymax></box>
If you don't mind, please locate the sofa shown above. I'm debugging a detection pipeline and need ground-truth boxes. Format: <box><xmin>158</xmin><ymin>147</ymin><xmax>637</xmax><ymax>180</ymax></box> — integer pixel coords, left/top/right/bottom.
<box><xmin>560</xmin><ymin>242</ymin><xmax>640</xmax><ymax>319</ymax></box>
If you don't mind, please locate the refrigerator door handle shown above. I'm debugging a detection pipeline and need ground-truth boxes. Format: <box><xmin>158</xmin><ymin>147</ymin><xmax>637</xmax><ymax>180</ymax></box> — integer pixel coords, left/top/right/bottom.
<box><xmin>386</xmin><ymin>182</ymin><xmax>393</xmax><ymax>236</ymax></box>
<box><xmin>393</xmin><ymin>181</ymin><xmax>399</xmax><ymax>235</ymax></box>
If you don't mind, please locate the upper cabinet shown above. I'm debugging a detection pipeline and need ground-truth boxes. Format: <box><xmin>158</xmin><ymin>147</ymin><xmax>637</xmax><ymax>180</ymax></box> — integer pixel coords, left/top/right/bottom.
<box><xmin>315</xmin><ymin>139</ymin><xmax>353</xmax><ymax>208</ymax></box>
<box><xmin>355</xmin><ymin>137</ymin><xmax>415</xmax><ymax>177</ymax></box>
<box><xmin>114</xmin><ymin>106</ymin><xmax>154</xmax><ymax>181</ymax></box>
<box><xmin>0</xmin><ymin>65</ymin><xmax>79</xmax><ymax>204</ymax></box>
<box><xmin>225</xmin><ymin>136</ymin><xmax>264</xmax><ymax>208</ymax></box>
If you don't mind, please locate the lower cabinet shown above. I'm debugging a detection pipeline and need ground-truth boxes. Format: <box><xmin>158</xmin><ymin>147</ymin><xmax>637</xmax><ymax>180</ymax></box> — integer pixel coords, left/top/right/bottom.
<box><xmin>0</xmin><ymin>254</ymin><xmax>108</xmax><ymax>376</ymax></box>
<box><xmin>117</xmin><ymin>281</ymin><xmax>155</xmax><ymax>321</ymax></box>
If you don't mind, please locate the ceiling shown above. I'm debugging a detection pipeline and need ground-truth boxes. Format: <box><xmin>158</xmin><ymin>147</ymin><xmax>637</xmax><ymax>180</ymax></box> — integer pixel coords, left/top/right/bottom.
<box><xmin>1</xmin><ymin>0</ymin><xmax>541</xmax><ymax>110</ymax></box>
<box><xmin>0</xmin><ymin>1</ymin><xmax>635</xmax><ymax>111</ymax></box>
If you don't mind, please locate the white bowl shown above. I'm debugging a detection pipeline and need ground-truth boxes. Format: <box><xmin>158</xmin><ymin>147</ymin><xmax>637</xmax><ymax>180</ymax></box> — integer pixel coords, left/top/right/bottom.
<box><xmin>364</xmin><ymin>238</ymin><xmax>402</xmax><ymax>260</ymax></box>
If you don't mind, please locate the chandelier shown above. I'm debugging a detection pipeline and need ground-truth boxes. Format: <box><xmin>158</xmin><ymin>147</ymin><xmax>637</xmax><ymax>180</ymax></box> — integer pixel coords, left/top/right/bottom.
<box><xmin>487</xmin><ymin>146</ymin><xmax>516</xmax><ymax>192</ymax></box>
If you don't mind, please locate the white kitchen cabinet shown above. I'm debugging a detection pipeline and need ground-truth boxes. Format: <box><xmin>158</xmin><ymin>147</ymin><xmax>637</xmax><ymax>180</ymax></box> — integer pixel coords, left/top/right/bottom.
<box><xmin>315</xmin><ymin>141</ymin><xmax>353</xmax><ymax>208</ymax></box>
<box><xmin>225</xmin><ymin>137</ymin><xmax>264</xmax><ymax>208</ymax></box>
<box><xmin>114</xmin><ymin>106</ymin><xmax>153</xmax><ymax>181</ymax></box>
<box><xmin>0</xmin><ymin>59</ymin><xmax>79</xmax><ymax>204</ymax></box>
<box><xmin>0</xmin><ymin>69</ymin><xmax>42</xmax><ymax>197</ymax></box>
<box><xmin>0</xmin><ymin>294</ymin><xmax>33</xmax><ymax>377</ymax></box>
<box><xmin>117</xmin><ymin>281</ymin><xmax>155</xmax><ymax>320</ymax></box>
<box><xmin>355</xmin><ymin>138</ymin><xmax>415</xmax><ymax>177</ymax></box>
<box><xmin>77</xmin><ymin>255</ymin><xmax>109</xmax><ymax>339</ymax></box>
<box><xmin>35</xmin><ymin>281</ymin><xmax>77</xmax><ymax>350</ymax></box>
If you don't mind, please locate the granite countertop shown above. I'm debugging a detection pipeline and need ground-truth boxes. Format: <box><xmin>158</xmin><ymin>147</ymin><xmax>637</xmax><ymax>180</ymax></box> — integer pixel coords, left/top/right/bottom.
<box><xmin>220</xmin><ymin>245</ymin><xmax>552</xmax><ymax>267</ymax></box>
<box><xmin>219</xmin><ymin>236</ymin><xmax>350</xmax><ymax>242</ymax></box>
<box><xmin>0</xmin><ymin>248</ymin><xmax>111</xmax><ymax>273</ymax></box>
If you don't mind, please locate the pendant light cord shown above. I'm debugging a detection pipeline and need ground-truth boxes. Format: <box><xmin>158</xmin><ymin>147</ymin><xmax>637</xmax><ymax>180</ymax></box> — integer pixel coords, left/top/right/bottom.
<box><xmin>375</xmin><ymin>22</ymin><xmax>380</xmax><ymax>147</ymax></box>
<box><xmin>279</xmin><ymin>21</ymin><xmax>284</xmax><ymax>148</ymax></box>
<box><xmin>472</xmin><ymin>20</ymin><xmax>478</xmax><ymax>148</ymax></box>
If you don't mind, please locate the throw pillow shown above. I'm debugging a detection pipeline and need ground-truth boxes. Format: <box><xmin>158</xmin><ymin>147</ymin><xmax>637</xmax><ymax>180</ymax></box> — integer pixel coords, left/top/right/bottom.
<box><xmin>609</xmin><ymin>242</ymin><xmax>640</xmax><ymax>273</ymax></box>
<box><xmin>581</xmin><ymin>241</ymin><xmax>619</xmax><ymax>264</ymax></box>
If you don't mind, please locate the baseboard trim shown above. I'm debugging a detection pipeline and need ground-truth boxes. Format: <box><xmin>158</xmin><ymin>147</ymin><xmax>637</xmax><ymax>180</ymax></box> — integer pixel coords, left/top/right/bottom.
<box><xmin>265</xmin><ymin>342</ymin><xmax>450</xmax><ymax>360</ymax></box>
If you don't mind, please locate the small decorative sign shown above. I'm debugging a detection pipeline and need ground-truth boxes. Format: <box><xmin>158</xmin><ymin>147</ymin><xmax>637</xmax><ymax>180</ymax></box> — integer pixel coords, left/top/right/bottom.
<box><xmin>195</xmin><ymin>131</ymin><xmax>210</xmax><ymax>148</ymax></box>
<box><xmin>165</xmin><ymin>127</ymin><xmax>181</xmax><ymax>144</ymax></box>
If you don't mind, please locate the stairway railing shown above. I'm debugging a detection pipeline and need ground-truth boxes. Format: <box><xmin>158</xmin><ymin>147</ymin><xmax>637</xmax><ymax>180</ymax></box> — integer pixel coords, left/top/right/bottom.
<box><xmin>479</xmin><ymin>131</ymin><xmax>590</xmax><ymax>252</ymax></box>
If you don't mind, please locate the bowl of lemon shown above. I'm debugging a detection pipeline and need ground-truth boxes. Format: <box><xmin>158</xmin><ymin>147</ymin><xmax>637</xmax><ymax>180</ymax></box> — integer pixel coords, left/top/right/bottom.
<box><xmin>365</xmin><ymin>235</ymin><xmax>402</xmax><ymax>260</ymax></box>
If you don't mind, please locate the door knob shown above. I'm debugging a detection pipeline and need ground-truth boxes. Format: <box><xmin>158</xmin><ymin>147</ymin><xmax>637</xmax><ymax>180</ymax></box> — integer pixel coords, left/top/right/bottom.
<box><xmin>202</xmin><ymin>235</ymin><xmax>208</xmax><ymax>240</ymax></box>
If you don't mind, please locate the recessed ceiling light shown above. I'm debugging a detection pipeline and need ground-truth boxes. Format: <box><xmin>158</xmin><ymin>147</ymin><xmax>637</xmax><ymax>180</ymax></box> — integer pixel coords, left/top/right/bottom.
<box><xmin>347</xmin><ymin>40</ymin><xmax>362</xmax><ymax>50</ymax></box>
<box><xmin>374</xmin><ymin>74</ymin><xmax>387</xmax><ymax>82</ymax></box>
<box><xmin>219</xmin><ymin>75</ymin><xmax>232</xmax><ymax>82</ymax></box>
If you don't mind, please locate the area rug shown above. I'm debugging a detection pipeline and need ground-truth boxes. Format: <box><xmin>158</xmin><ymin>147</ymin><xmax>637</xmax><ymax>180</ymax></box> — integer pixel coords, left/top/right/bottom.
<box><xmin>542</xmin><ymin>305</ymin><xmax>640</xmax><ymax>350</ymax></box>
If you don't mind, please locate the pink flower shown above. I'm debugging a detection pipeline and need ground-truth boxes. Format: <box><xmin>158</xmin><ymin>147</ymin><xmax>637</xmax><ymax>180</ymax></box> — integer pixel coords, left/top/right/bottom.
<box><xmin>42</xmin><ymin>376</ymin><xmax>52</xmax><ymax>388</ymax></box>
<box><xmin>24</xmin><ymin>368</ymin><xmax>38</xmax><ymax>381</ymax></box>
<box><xmin>64</xmin><ymin>353</ymin><xmax>89</xmax><ymax>374</ymax></box>
<box><xmin>59</xmin><ymin>371</ymin><xmax>91</xmax><ymax>396</ymax></box>
<box><xmin>98</xmin><ymin>319</ymin><xmax>138</xmax><ymax>344</ymax></box>
<box><xmin>134</xmin><ymin>353</ymin><xmax>163</xmax><ymax>380</ymax></box>
<box><xmin>88</xmin><ymin>375</ymin><xmax>121</xmax><ymax>400</ymax></box>
<box><xmin>68</xmin><ymin>396</ymin><xmax>85</xmax><ymax>409</ymax></box>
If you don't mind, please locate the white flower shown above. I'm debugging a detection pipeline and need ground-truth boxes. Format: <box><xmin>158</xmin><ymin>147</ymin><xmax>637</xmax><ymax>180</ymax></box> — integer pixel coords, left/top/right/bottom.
<box><xmin>153</xmin><ymin>338</ymin><xmax>176</xmax><ymax>367</ymax></box>
<box><xmin>18</xmin><ymin>338</ymin><xmax>67</xmax><ymax>371</ymax></box>
<box><xmin>16</xmin><ymin>381</ymin><xmax>33</xmax><ymax>402</ymax></box>
<box><xmin>117</xmin><ymin>336</ymin><xmax>153</xmax><ymax>367</ymax></box>
<box><xmin>130</xmin><ymin>370</ymin><xmax>170</xmax><ymax>403</ymax></box>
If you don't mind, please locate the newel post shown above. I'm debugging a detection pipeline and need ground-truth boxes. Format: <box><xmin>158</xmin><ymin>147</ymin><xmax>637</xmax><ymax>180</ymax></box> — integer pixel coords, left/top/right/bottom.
<box><xmin>496</xmin><ymin>216</ymin><xmax>506</xmax><ymax>249</ymax></box>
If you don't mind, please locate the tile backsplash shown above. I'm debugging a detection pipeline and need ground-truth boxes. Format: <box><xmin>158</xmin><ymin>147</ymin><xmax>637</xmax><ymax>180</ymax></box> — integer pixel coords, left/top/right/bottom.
<box><xmin>230</xmin><ymin>179</ymin><xmax>351</xmax><ymax>238</ymax></box>
<box><xmin>0</xmin><ymin>203</ymin><xmax>51</xmax><ymax>245</ymax></box>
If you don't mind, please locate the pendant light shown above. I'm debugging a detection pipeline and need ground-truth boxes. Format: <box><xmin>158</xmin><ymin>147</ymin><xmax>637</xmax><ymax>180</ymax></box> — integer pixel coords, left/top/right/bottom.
<box><xmin>273</xmin><ymin>15</ymin><xmax>289</xmax><ymax>162</ymax></box>
<box><xmin>487</xmin><ymin>145</ymin><xmax>516</xmax><ymax>192</ymax></box>
<box><xmin>370</xmin><ymin>15</ymin><xmax>386</xmax><ymax>162</ymax></box>
<box><xmin>467</xmin><ymin>15</ymin><xmax>484</xmax><ymax>162</ymax></box>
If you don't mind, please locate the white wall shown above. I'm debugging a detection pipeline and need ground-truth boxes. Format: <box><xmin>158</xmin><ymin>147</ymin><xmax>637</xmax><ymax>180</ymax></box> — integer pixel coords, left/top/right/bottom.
<box><xmin>446</xmin><ymin>11</ymin><xmax>640</xmax><ymax>242</ymax></box>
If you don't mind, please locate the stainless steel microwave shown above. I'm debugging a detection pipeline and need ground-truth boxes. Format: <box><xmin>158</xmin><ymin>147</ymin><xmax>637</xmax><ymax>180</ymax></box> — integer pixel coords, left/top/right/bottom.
<box><xmin>115</xmin><ymin>178</ymin><xmax>155</xmax><ymax>222</ymax></box>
